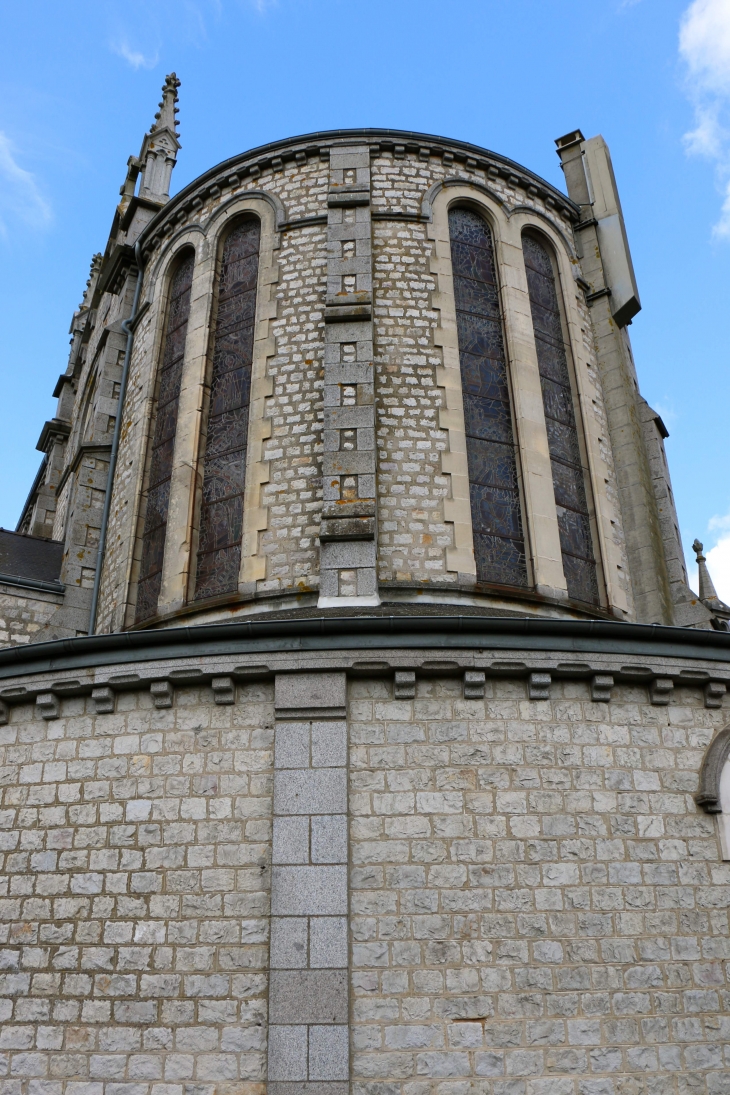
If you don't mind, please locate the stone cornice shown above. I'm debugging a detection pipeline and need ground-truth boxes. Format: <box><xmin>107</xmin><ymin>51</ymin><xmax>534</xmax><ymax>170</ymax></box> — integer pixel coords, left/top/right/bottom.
<box><xmin>1</xmin><ymin>614</ymin><xmax>730</xmax><ymax>683</ymax></box>
<box><xmin>136</xmin><ymin>128</ymin><xmax>579</xmax><ymax>260</ymax></box>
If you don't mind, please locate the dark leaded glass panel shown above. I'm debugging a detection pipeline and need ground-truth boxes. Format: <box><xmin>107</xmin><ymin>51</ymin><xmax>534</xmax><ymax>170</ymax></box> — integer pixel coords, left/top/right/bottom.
<box><xmin>449</xmin><ymin>207</ymin><xmax>527</xmax><ymax>587</ymax></box>
<box><xmin>194</xmin><ymin>217</ymin><xmax>260</xmax><ymax>601</ymax></box>
<box><xmin>136</xmin><ymin>252</ymin><xmax>194</xmax><ymax>623</ymax></box>
<box><xmin>523</xmin><ymin>233</ymin><xmax>599</xmax><ymax>605</ymax></box>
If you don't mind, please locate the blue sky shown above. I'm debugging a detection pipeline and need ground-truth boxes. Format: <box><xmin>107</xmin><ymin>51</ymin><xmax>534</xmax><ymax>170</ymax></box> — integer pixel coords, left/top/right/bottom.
<box><xmin>1</xmin><ymin>0</ymin><xmax>729</xmax><ymax>598</ymax></box>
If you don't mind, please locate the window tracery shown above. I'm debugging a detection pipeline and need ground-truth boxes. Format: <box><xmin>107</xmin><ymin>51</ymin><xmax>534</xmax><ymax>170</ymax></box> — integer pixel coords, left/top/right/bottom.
<box><xmin>522</xmin><ymin>232</ymin><xmax>599</xmax><ymax>604</ymax></box>
<box><xmin>135</xmin><ymin>250</ymin><xmax>194</xmax><ymax>623</ymax></box>
<box><xmin>448</xmin><ymin>206</ymin><xmax>527</xmax><ymax>587</ymax></box>
<box><xmin>194</xmin><ymin>216</ymin><xmax>261</xmax><ymax>601</ymax></box>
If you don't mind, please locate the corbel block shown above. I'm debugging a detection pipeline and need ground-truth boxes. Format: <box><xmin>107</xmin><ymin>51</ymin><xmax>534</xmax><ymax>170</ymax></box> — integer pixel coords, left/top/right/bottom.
<box><xmin>650</xmin><ymin>678</ymin><xmax>674</xmax><ymax>706</ymax></box>
<box><xmin>394</xmin><ymin>670</ymin><xmax>416</xmax><ymax>700</ymax></box>
<box><xmin>150</xmin><ymin>681</ymin><xmax>173</xmax><ymax>709</ymax></box>
<box><xmin>0</xmin><ymin>701</ymin><xmax>7</xmax><ymax>726</ymax></box>
<box><xmin>591</xmin><ymin>674</ymin><xmax>614</xmax><ymax>703</ymax></box>
<box><xmin>212</xmin><ymin>677</ymin><xmax>236</xmax><ymax>705</ymax></box>
<box><xmin>705</xmin><ymin>681</ymin><xmax>727</xmax><ymax>709</ymax></box>
<box><xmin>464</xmin><ymin>670</ymin><xmax>486</xmax><ymax>699</ymax></box>
<box><xmin>36</xmin><ymin>693</ymin><xmax>60</xmax><ymax>720</ymax></box>
<box><xmin>528</xmin><ymin>673</ymin><xmax>551</xmax><ymax>701</ymax></box>
<box><xmin>91</xmin><ymin>687</ymin><xmax>115</xmax><ymax>715</ymax></box>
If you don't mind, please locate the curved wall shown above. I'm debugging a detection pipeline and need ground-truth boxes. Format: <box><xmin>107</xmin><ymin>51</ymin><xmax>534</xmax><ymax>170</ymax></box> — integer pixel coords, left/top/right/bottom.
<box><xmin>95</xmin><ymin>132</ymin><xmax>630</xmax><ymax>633</ymax></box>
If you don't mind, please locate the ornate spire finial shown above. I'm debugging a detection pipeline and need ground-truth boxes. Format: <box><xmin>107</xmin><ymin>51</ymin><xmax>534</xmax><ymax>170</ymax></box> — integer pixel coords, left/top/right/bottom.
<box><xmin>138</xmin><ymin>73</ymin><xmax>182</xmax><ymax>204</ymax></box>
<box><xmin>150</xmin><ymin>72</ymin><xmax>181</xmax><ymax>136</ymax></box>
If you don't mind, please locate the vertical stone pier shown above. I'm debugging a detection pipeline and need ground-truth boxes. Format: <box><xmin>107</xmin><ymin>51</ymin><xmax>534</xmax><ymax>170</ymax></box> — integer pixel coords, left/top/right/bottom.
<box><xmin>318</xmin><ymin>144</ymin><xmax>379</xmax><ymax>606</ymax></box>
<box><xmin>267</xmin><ymin>672</ymin><xmax>350</xmax><ymax>1093</ymax></box>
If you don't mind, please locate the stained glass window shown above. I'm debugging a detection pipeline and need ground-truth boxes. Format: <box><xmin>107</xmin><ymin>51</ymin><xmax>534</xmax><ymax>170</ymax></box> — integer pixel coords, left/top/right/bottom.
<box><xmin>449</xmin><ymin>207</ymin><xmax>528</xmax><ymax>588</ymax></box>
<box><xmin>194</xmin><ymin>217</ymin><xmax>261</xmax><ymax>601</ymax></box>
<box><xmin>136</xmin><ymin>251</ymin><xmax>194</xmax><ymax>623</ymax></box>
<box><xmin>523</xmin><ymin>232</ymin><xmax>599</xmax><ymax>605</ymax></box>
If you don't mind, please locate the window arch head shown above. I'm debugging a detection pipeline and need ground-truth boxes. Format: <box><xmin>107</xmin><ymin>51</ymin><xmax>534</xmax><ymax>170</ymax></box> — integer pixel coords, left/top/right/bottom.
<box><xmin>448</xmin><ymin>204</ymin><xmax>528</xmax><ymax>589</ymax></box>
<box><xmin>135</xmin><ymin>247</ymin><xmax>195</xmax><ymax>624</ymax></box>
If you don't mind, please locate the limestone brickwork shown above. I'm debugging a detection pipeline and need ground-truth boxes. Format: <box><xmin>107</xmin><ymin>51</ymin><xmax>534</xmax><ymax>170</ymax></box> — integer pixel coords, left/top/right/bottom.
<box><xmin>348</xmin><ymin>675</ymin><xmax>730</xmax><ymax>1094</ymax></box>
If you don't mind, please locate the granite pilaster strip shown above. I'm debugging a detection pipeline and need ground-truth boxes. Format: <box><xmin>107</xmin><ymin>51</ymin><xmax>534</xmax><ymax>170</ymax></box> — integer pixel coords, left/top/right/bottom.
<box><xmin>268</xmin><ymin>673</ymin><xmax>350</xmax><ymax>1088</ymax></box>
<box><xmin>318</xmin><ymin>145</ymin><xmax>379</xmax><ymax>606</ymax></box>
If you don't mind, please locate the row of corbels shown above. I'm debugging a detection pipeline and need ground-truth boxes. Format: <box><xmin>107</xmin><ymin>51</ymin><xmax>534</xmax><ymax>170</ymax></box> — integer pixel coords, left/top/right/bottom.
<box><xmin>393</xmin><ymin>669</ymin><xmax>727</xmax><ymax>708</ymax></box>
<box><xmin>0</xmin><ymin>676</ymin><xmax>238</xmax><ymax>723</ymax></box>
<box><xmin>0</xmin><ymin>670</ymin><xmax>726</xmax><ymax>725</ymax></box>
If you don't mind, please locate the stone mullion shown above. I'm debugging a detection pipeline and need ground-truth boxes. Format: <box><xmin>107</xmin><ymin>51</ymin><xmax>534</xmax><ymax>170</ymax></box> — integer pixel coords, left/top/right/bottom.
<box><xmin>318</xmin><ymin>145</ymin><xmax>379</xmax><ymax>606</ymax></box>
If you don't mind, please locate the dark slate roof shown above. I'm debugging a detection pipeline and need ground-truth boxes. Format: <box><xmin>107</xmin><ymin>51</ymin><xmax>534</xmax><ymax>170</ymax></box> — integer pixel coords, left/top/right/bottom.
<box><xmin>0</xmin><ymin>529</ymin><xmax>64</xmax><ymax>589</ymax></box>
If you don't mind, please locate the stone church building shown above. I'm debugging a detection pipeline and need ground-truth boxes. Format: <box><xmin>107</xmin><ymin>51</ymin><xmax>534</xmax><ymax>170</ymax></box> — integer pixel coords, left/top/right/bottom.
<box><xmin>0</xmin><ymin>76</ymin><xmax>729</xmax><ymax>1094</ymax></box>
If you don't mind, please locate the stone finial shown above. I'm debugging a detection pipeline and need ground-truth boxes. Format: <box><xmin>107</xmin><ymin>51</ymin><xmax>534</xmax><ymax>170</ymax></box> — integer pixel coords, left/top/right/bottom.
<box><xmin>138</xmin><ymin>73</ymin><xmax>182</xmax><ymax>204</ymax></box>
<box><xmin>693</xmin><ymin>539</ymin><xmax>730</xmax><ymax>630</ymax></box>
<box><xmin>693</xmin><ymin>540</ymin><xmax>718</xmax><ymax>603</ymax></box>
<box><xmin>150</xmin><ymin>73</ymin><xmax>181</xmax><ymax>137</ymax></box>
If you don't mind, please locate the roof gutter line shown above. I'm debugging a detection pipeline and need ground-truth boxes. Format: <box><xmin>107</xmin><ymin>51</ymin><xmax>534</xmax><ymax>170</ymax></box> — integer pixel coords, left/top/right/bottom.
<box><xmin>88</xmin><ymin>240</ymin><xmax>145</xmax><ymax>635</ymax></box>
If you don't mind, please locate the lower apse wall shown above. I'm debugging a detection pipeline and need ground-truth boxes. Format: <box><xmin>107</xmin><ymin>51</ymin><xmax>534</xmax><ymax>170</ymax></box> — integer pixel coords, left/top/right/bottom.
<box><xmin>0</xmin><ymin>671</ymin><xmax>728</xmax><ymax>1095</ymax></box>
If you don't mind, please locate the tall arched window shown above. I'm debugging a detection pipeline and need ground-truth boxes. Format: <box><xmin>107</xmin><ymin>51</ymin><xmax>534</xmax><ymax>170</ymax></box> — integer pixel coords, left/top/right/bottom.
<box><xmin>522</xmin><ymin>232</ymin><xmax>599</xmax><ymax>604</ymax></box>
<box><xmin>194</xmin><ymin>216</ymin><xmax>261</xmax><ymax>601</ymax></box>
<box><xmin>449</xmin><ymin>207</ymin><xmax>527</xmax><ymax>588</ymax></box>
<box><xmin>136</xmin><ymin>250</ymin><xmax>194</xmax><ymax>623</ymax></box>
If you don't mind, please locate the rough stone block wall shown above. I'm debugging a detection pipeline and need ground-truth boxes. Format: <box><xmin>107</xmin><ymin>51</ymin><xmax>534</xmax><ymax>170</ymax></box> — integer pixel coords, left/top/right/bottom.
<box><xmin>96</xmin><ymin>143</ymin><xmax>631</xmax><ymax>626</ymax></box>
<box><xmin>0</xmin><ymin>584</ymin><xmax>64</xmax><ymax>648</ymax></box>
<box><xmin>372</xmin><ymin>221</ymin><xmax>452</xmax><ymax>586</ymax></box>
<box><xmin>259</xmin><ymin>223</ymin><xmax>326</xmax><ymax>598</ymax></box>
<box><xmin>0</xmin><ymin>660</ymin><xmax>728</xmax><ymax>1092</ymax></box>
<box><xmin>348</xmin><ymin>675</ymin><xmax>730</xmax><ymax>1095</ymax></box>
<box><xmin>0</xmin><ymin>681</ymin><xmax>274</xmax><ymax>1089</ymax></box>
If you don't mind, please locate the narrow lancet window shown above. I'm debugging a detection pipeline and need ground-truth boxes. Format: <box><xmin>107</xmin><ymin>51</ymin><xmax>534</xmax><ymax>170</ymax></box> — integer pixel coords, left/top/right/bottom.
<box><xmin>523</xmin><ymin>233</ymin><xmax>599</xmax><ymax>604</ymax></box>
<box><xmin>136</xmin><ymin>251</ymin><xmax>194</xmax><ymax>623</ymax></box>
<box><xmin>449</xmin><ymin>207</ymin><xmax>527</xmax><ymax>587</ymax></box>
<box><xmin>194</xmin><ymin>217</ymin><xmax>261</xmax><ymax>600</ymax></box>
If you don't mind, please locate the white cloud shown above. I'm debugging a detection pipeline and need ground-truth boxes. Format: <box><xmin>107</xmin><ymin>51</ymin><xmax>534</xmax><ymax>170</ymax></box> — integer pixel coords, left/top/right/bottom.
<box><xmin>680</xmin><ymin>0</ymin><xmax>730</xmax><ymax>93</ymax></box>
<box><xmin>111</xmin><ymin>38</ymin><xmax>159</xmax><ymax>69</ymax></box>
<box><xmin>679</xmin><ymin>0</ymin><xmax>730</xmax><ymax>236</ymax></box>
<box><xmin>0</xmin><ymin>132</ymin><xmax>52</xmax><ymax>237</ymax></box>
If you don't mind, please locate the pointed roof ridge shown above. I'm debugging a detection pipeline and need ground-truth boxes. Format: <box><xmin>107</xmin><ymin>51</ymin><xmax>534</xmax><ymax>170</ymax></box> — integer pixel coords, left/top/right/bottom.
<box><xmin>150</xmin><ymin>72</ymin><xmax>181</xmax><ymax>137</ymax></box>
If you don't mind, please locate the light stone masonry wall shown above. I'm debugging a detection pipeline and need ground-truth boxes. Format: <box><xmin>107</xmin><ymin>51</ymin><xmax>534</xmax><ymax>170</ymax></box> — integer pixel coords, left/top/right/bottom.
<box><xmin>90</xmin><ymin>138</ymin><xmax>637</xmax><ymax>629</ymax></box>
<box><xmin>0</xmin><ymin>645</ymin><xmax>728</xmax><ymax>1092</ymax></box>
<box><xmin>372</xmin><ymin>221</ymin><xmax>452</xmax><ymax>586</ymax></box>
<box><xmin>348</xmin><ymin>675</ymin><xmax>730</xmax><ymax>1095</ymax></box>
<box><xmin>0</xmin><ymin>680</ymin><xmax>273</xmax><ymax>1093</ymax></box>
<box><xmin>260</xmin><ymin>224</ymin><xmax>327</xmax><ymax>599</ymax></box>
<box><xmin>0</xmin><ymin>583</ymin><xmax>64</xmax><ymax>647</ymax></box>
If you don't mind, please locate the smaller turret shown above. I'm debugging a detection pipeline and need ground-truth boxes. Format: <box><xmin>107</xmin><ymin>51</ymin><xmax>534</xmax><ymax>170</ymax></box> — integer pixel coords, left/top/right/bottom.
<box><xmin>138</xmin><ymin>73</ymin><xmax>181</xmax><ymax>203</ymax></box>
<box><xmin>693</xmin><ymin>539</ymin><xmax>730</xmax><ymax>631</ymax></box>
